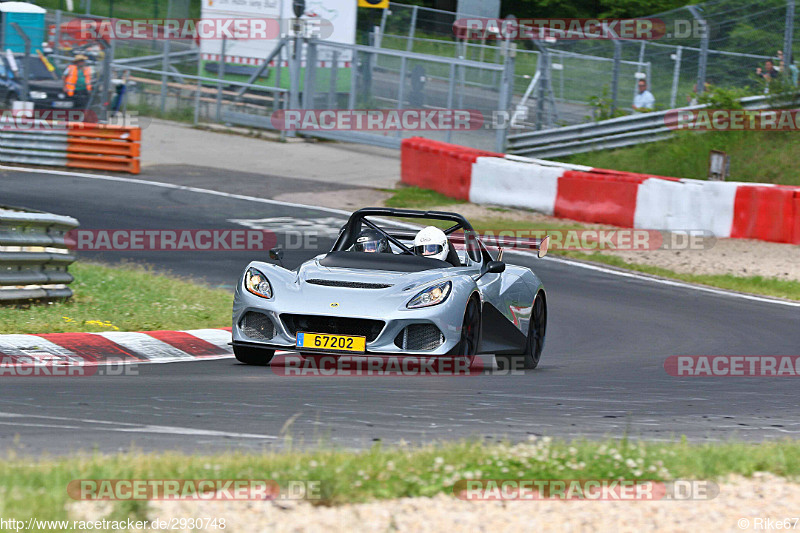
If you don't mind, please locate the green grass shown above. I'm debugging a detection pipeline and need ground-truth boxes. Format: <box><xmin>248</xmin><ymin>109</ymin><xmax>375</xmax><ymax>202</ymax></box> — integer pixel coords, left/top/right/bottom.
<box><xmin>4</xmin><ymin>437</ymin><xmax>800</xmax><ymax>522</ymax></box>
<box><xmin>383</xmin><ymin>188</ymin><xmax>800</xmax><ymax>301</ymax></box>
<box><xmin>383</xmin><ymin>186</ymin><xmax>465</xmax><ymax>209</ymax></box>
<box><xmin>562</xmin><ymin>130</ymin><xmax>800</xmax><ymax>186</ymax></box>
<box><xmin>0</xmin><ymin>262</ymin><xmax>232</xmax><ymax>334</ymax></box>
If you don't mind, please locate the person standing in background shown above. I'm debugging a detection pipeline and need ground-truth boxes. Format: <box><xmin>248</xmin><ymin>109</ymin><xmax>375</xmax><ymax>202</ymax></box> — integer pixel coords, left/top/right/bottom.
<box><xmin>63</xmin><ymin>54</ymin><xmax>92</xmax><ymax>110</ymax></box>
<box><xmin>632</xmin><ymin>78</ymin><xmax>655</xmax><ymax>112</ymax></box>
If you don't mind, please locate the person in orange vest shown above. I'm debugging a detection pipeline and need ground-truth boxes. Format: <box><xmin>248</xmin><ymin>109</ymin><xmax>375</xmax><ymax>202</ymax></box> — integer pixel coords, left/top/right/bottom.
<box><xmin>63</xmin><ymin>54</ymin><xmax>92</xmax><ymax>109</ymax></box>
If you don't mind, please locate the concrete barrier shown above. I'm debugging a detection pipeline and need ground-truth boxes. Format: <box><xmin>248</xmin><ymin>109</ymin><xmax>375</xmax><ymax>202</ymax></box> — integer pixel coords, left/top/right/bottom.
<box><xmin>400</xmin><ymin>137</ymin><xmax>800</xmax><ymax>245</ymax></box>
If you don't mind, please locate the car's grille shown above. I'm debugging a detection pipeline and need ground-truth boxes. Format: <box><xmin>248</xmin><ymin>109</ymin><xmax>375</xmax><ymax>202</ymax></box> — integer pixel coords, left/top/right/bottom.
<box><xmin>306</xmin><ymin>279</ymin><xmax>393</xmax><ymax>289</ymax></box>
<box><xmin>281</xmin><ymin>314</ymin><xmax>384</xmax><ymax>342</ymax></box>
<box><xmin>394</xmin><ymin>324</ymin><xmax>445</xmax><ymax>351</ymax></box>
<box><xmin>240</xmin><ymin>311</ymin><xmax>276</xmax><ymax>341</ymax></box>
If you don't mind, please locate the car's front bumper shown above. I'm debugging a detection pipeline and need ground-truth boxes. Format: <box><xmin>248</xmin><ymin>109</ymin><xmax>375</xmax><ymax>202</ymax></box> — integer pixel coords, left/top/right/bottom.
<box><xmin>232</xmin><ymin>292</ymin><xmax>465</xmax><ymax>356</ymax></box>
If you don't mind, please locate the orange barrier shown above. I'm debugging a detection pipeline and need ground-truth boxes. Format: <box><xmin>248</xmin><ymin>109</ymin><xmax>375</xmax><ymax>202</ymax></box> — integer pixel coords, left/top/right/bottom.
<box><xmin>65</xmin><ymin>123</ymin><xmax>141</xmax><ymax>174</ymax></box>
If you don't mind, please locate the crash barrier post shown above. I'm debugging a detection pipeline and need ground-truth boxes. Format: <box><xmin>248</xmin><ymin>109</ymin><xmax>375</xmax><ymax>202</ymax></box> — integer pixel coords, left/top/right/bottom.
<box><xmin>0</xmin><ymin>206</ymin><xmax>79</xmax><ymax>302</ymax></box>
<box><xmin>401</xmin><ymin>138</ymin><xmax>800</xmax><ymax>245</ymax></box>
<box><xmin>0</xmin><ymin>119</ymin><xmax>141</xmax><ymax>174</ymax></box>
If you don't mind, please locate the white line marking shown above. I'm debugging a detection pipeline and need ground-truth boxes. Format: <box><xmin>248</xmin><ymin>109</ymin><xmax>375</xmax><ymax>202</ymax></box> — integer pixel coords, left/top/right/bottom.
<box><xmin>2</xmin><ymin>164</ymin><xmax>797</xmax><ymax>309</ymax></box>
<box><xmin>522</xmin><ymin>251</ymin><xmax>800</xmax><ymax>308</ymax></box>
<box><xmin>0</xmin><ymin>412</ymin><xmax>275</xmax><ymax>439</ymax></box>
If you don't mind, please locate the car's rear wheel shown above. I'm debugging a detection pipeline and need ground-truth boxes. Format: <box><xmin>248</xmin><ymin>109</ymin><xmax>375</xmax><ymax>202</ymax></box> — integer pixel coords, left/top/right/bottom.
<box><xmin>497</xmin><ymin>291</ymin><xmax>547</xmax><ymax>371</ymax></box>
<box><xmin>448</xmin><ymin>296</ymin><xmax>481</xmax><ymax>367</ymax></box>
<box><xmin>233</xmin><ymin>345</ymin><xmax>275</xmax><ymax>366</ymax></box>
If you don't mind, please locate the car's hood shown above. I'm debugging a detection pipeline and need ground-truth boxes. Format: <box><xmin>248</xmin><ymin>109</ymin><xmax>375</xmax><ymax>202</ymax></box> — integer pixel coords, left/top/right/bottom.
<box><xmin>245</xmin><ymin>255</ymin><xmax>474</xmax><ymax>319</ymax></box>
<box><xmin>28</xmin><ymin>79</ymin><xmax>63</xmax><ymax>92</ymax></box>
<box><xmin>297</xmin><ymin>255</ymin><xmax>455</xmax><ymax>289</ymax></box>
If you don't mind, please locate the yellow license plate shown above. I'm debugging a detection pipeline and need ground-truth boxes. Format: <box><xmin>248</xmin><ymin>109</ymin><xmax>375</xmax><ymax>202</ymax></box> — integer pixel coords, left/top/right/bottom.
<box><xmin>296</xmin><ymin>332</ymin><xmax>366</xmax><ymax>353</ymax></box>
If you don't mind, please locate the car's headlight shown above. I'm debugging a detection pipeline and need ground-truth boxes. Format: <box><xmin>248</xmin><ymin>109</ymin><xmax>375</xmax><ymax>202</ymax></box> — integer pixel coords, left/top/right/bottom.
<box><xmin>407</xmin><ymin>281</ymin><xmax>451</xmax><ymax>309</ymax></box>
<box><xmin>29</xmin><ymin>91</ymin><xmax>48</xmax><ymax>100</ymax></box>
<box><xmin>244</xmin><ymin>267</ymin><xmax>273</xmax><ymax>299</ymax></box>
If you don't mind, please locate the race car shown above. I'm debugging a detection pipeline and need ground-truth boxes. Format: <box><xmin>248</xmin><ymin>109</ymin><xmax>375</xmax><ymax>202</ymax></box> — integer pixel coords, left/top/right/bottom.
<box><xmin>231</xmin><ymin>208</ymin><xmax>549</xmax><ymax>369</ymax></box>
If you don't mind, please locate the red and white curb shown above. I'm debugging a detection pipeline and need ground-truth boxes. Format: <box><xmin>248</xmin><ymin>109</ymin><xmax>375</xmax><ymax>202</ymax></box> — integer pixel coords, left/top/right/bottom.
<box><xmin>0</xmin><ymin>328</ymin><xmax>235</xmax><ymax>368</ymax></box>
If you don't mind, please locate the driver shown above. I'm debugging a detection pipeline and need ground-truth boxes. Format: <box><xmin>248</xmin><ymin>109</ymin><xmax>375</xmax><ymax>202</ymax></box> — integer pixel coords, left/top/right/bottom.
<box><xmin>353</xmin><ymin>229</ymin><xmax>390</xmax><ymax>253</ymax></box>
<box><xmin>413</xmin><ymin>226</ymin><xmax>449</xmax><ymax>262</ymax></box>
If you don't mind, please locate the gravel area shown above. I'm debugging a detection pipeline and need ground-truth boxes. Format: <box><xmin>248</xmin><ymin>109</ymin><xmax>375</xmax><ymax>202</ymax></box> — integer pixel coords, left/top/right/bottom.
<box><xmin>69</xmin><ymin>474</ymin><xmax>800</xmax><ymax>532</ymax></box>
<box><xmin>274</xmin><ymin>190</ymin><xmax>800</xmax><ymax>283</ymax></box>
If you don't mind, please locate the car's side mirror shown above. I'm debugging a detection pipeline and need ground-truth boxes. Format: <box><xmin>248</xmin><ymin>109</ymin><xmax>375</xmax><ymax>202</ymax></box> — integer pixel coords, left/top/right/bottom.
<box><xmin>269</xmin><ymin>247</ymin><xmax>284</xmax><ymax>261</ymax></box>
<box><xmin>487</xmin><ymin>261</ymin><xmax>505</xmax><ymax>274</ymax></box>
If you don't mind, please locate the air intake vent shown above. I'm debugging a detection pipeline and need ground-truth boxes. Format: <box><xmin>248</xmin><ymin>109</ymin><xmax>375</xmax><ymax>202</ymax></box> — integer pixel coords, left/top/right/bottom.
<box><xmin>394</xmin><ymin>324</ymin><xmax>445</xmax><ymax>351</ymax></box>
<box><xmin>306</xmin><ymin>279</ymin><xmax>393</xmax><ymax>289</ymax></box>
<box><xmin>240</xmin><ymin>312</ymin><xmax>276</xmax><ymax>341</ymax></box>
<box><xmin>281</xmin><ymin>314</ymin><xmax>384</xmax><ymax>342</ymax></box>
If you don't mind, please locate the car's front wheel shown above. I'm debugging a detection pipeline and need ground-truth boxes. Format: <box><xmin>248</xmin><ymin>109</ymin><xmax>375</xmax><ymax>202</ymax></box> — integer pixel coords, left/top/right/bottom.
<box><xmin>233</xmin><ymin>345</ymin><xmax>275</xmax><ymax>366</ymax></box>
<box><xmin>448</xmin><ymin>296</ymin><xmax>481</xmax><ymax>367</ymax></box>
<box><xmin>497</xmin><ymin>291</ymin><xmax>547</xmax><ymax>371</ymax></box>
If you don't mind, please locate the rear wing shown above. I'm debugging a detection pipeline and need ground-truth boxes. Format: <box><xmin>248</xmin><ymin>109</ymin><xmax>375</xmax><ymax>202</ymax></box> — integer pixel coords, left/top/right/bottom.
<box><xmin>468</xmin><ymin>233</ymin><xmax>550</xmax><ymax>259</ymax></box>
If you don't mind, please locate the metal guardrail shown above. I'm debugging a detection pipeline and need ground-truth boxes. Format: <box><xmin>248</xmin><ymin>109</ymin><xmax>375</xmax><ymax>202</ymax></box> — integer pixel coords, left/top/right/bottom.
<box><xmin>0</xmin><ymin>206</ymin><xmax>79</xmax><ymax>302</ymax></box>
<box><xmin>113</xmin><ymin>49</ymin><xmax>199</xmax><ymax>69</ymax></box>
<box><xmin>507</xmin><ymin>94</ymin><xmax>799</xmax><ymax>158</ymax></box>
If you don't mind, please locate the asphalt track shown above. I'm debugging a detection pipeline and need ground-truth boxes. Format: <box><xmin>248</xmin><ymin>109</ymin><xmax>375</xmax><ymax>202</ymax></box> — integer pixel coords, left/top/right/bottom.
<box><xmin>1</xmin><ymin>166</ymin><xmax>799</xmax><ymax>455</ymax></box>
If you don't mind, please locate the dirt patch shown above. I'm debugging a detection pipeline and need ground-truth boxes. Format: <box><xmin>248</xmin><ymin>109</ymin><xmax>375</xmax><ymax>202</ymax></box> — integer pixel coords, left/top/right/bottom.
<box><xmin>69</xmin><ymin>474</ymin><xmax>799</xmax><ymax>533</ymax></box>
<box><xmin>274</xmin><ymin>189</ymin><xmax>393</xmax><ymax>212</ymax></box>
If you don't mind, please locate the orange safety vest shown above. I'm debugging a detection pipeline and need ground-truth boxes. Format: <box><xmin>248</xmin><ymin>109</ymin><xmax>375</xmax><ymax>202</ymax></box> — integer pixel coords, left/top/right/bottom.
<box><xmin>64</xmin><ymin>64</ymin><xmax>92</xmax><ymax>96</ymax></box>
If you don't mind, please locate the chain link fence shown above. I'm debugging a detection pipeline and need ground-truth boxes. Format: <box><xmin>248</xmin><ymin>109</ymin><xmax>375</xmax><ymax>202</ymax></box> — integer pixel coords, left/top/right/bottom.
<box><xmin>377</xmin><ymin>1</ymin><xmax>797</xmax><ymax>127</ymax></box>
<box><xmin>14</xmin><ymin>0</ymin><xmax>799</xmax><ymax>151</ymax></box>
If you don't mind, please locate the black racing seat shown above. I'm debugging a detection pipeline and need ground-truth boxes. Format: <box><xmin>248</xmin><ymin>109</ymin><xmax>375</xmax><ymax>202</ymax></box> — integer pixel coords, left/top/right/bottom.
<box><xmin>445</xmin><ymin>242</ymin><xmax>462</xmax><ymax>267</ymax></box>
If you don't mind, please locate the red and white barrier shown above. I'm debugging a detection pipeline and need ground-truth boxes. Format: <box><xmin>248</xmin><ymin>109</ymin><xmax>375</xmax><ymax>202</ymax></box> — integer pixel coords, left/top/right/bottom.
<box><xmin>400</xmin><ymin>138</ymin><xmax>800</xmax><ymax>245</ymax></box>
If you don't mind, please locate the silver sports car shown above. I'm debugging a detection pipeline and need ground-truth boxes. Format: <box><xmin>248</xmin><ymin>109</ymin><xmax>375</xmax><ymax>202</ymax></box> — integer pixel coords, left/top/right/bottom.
<box><xmin>231</xmin><ymin>208</ymin><xmax>549</xmax><ymax>369</ymax></box>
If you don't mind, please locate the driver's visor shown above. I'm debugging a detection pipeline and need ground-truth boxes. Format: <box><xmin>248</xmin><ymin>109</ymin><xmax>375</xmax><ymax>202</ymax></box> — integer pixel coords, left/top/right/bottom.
<box><xmin>415</xmin><ymin>244</ymin><xmax>444</xmax><ymax>256</ymax></box>
<box><xmin>360</xmin><ymin>241</ymin><xmax>380</xmax><ymax>252</ymax></box>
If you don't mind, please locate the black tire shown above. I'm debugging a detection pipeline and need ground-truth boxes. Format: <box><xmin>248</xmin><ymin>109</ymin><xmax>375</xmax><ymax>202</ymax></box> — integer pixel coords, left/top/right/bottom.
<box><xmin>497</xmin><ymin>291</ymin><xmax>547</xmax><ymax>371</ymax></box>
<box><xmin>448</xmin><ymin>296</ymin><xmax>481</xmax><ymax>366</ymax></box>
<box><xmin>233</xmin><ymin>345</ymin><xmax>275</xmax><ymax>366</ymax></box>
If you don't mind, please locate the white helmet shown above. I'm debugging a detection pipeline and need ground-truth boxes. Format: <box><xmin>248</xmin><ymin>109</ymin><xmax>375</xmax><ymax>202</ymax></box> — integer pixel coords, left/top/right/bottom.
<box><xmin>413</xmin><ymin>226</ymin><xmax>449</xmax><ymax>262</ymax></box>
